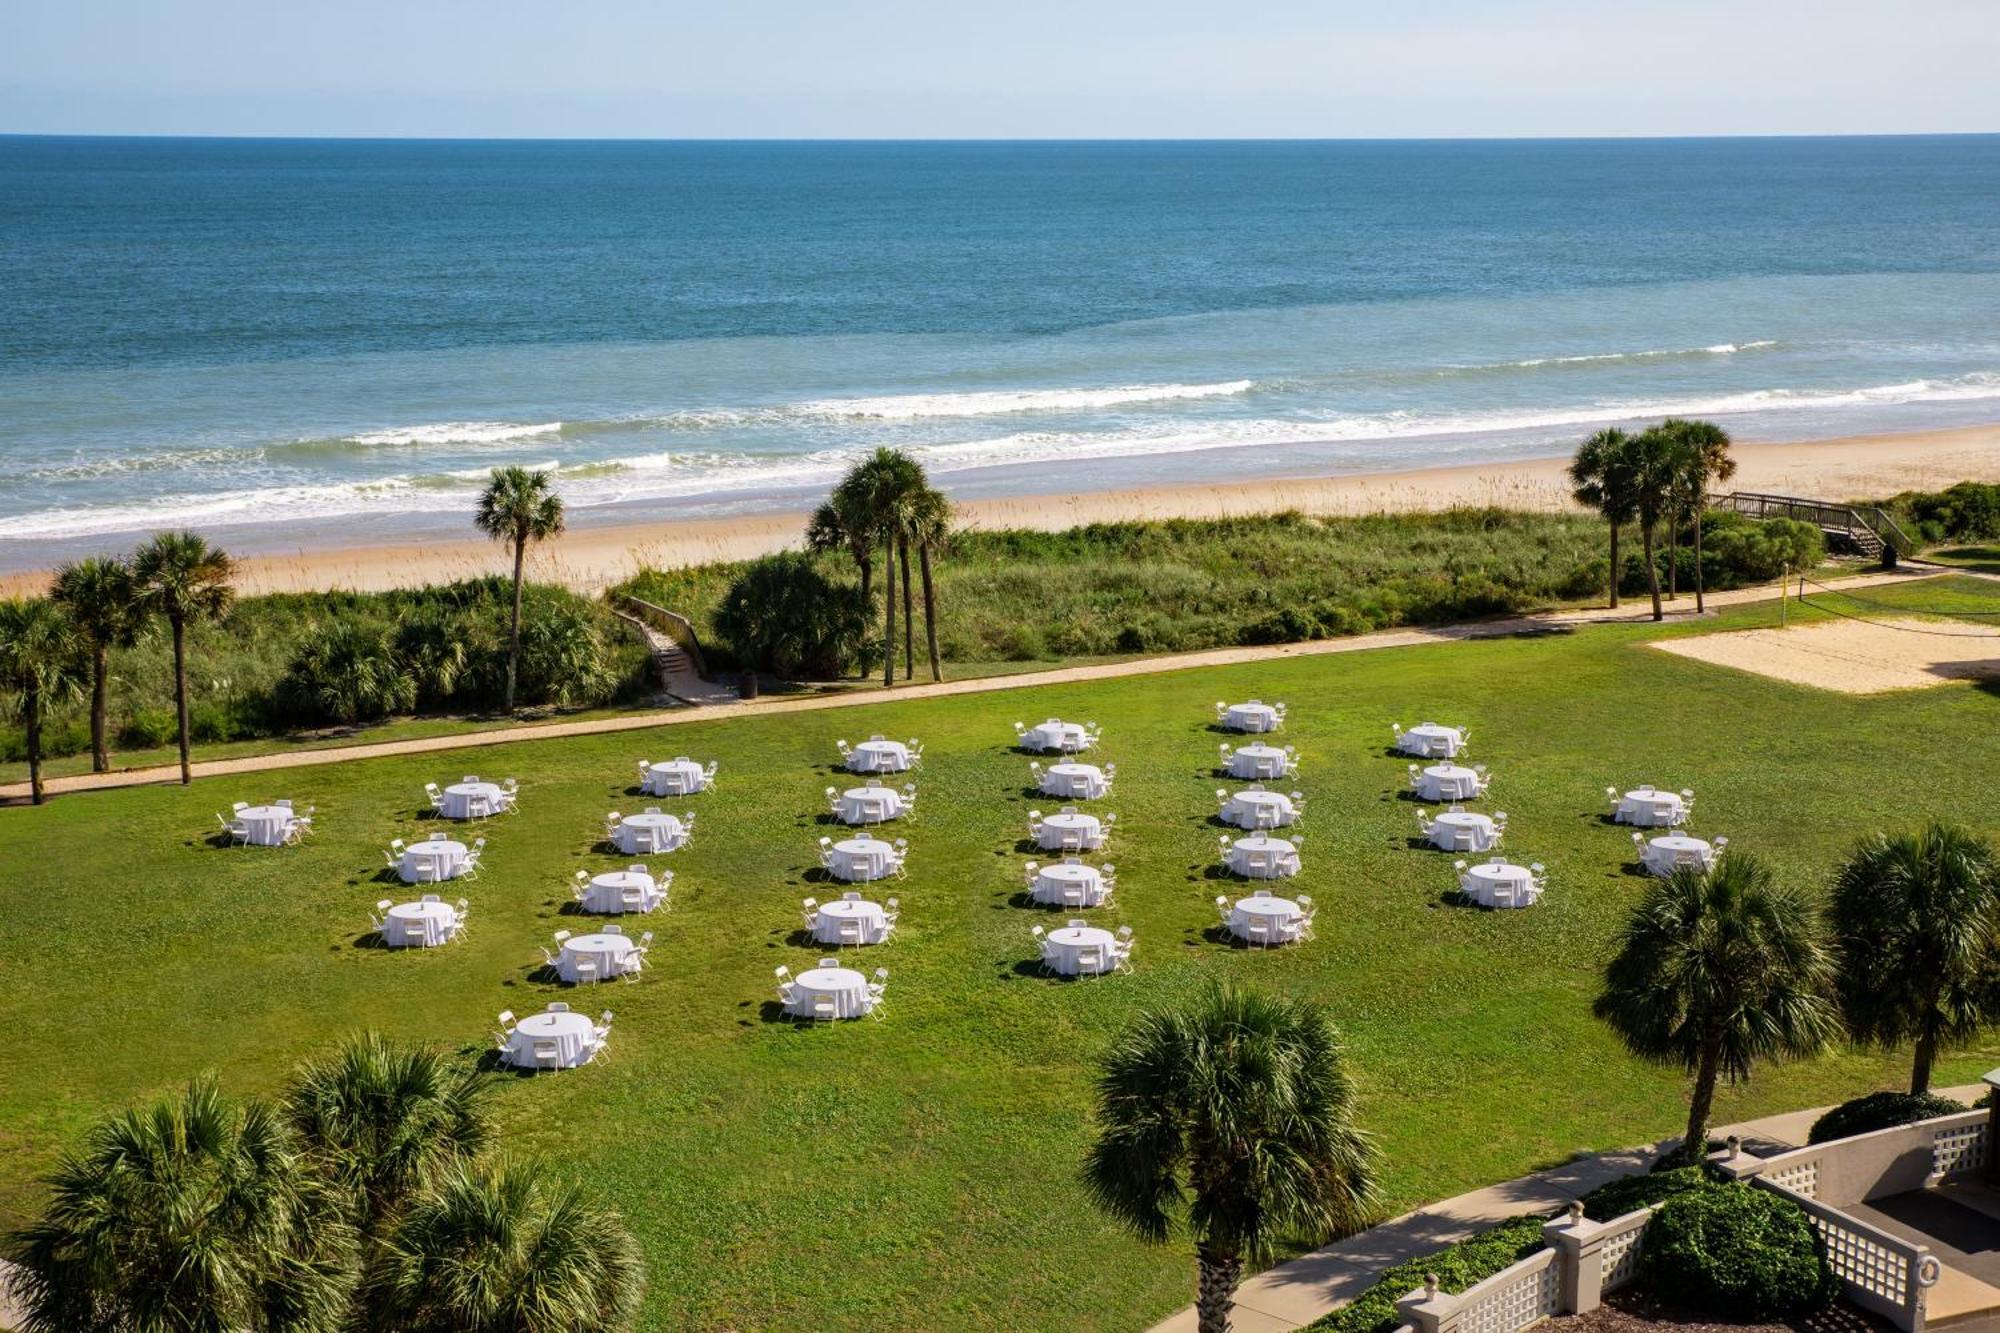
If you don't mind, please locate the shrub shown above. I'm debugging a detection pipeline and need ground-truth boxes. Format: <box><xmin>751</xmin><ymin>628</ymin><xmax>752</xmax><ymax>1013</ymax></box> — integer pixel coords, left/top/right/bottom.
<box><xmin>1638</xmin><ymin>1183</ymin><xmax>1837</xmax><ymax>1318</ymax></box>
<box><xmin>1305</xmin><ymin>1214</ymin><xmax>1546</xmax><ymax>1333</ymax></box>
<box><xmin>998</xmin><ymin>625</ymin><xmax>1046</xmax><ymax>661</ymax></box>
<box><xmin>117</xmin><ymin>708</ymin><xmax>177</xmax><ymax>750</ymax></box>
<box><xmin>1579</xmin><ymin>1164</ymin><xmax>1719</xmax><ymax>1221</ymax></box>
<box><xmin>712</xmin><ymin>552</ymin><xmax>870</xmax><ymax>679</ymax></box>
<box><xmin>1808</xmin><ymin>1091</ymin><xmax>1970</xmax><ymax>1145</ymax></box>
<box><xmin>1879</xmin><ymin>481</ymin><xmax>2000</xmax><ymax>544</ymax></box>
<box><xmin>1699</xmin><ymin>514</ymin><xmax>1825</xmax><ymax>585</ymax></box>
<box><xmin>276</xmin><ymin>622</ymin><xmax>417</xmax><ymax>725</ymax></box>
<box><xmin>512</xmin><ymin>593</ymin><xmax>616</xmax><ymax>707</ymax></box>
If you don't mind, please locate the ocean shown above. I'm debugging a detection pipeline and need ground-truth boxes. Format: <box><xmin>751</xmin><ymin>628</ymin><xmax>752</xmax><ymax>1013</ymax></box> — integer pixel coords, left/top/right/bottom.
<box><xmin>4</xmin><ymin>134</ymin><xmax>2000</xmax><ymax>566</ymax></box>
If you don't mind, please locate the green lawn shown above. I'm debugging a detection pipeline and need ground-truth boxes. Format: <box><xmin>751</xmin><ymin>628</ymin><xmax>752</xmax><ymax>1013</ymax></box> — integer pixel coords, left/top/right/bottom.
<box><xmin>3</xmin><ymin>576</ymin><xmax>1997</xmax><ymax>1331</ymax></box>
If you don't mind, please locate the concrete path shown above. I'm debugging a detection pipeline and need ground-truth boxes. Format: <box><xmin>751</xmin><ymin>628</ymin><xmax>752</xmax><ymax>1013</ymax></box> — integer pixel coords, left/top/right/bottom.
<box><xmin>1145</xmin><ymin>1085</ymin><xmax>1986</xmax><ymax>1333</ymax></box>
<box><xmin>0</xmin><ymin>566</ymin><xmax>1929</xmax><ymax>803</ymax></box>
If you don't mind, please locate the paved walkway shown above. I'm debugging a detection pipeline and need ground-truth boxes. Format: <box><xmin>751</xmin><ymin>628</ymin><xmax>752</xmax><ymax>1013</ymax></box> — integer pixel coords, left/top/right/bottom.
<box><xmin>0</xmin><ymin>567</ymin><xmax>1930</xmax><ymax>803</ymax></box>
<box><xmin>1145</xmin><ymin>1084</ymin><xmax>1986</xmax><ymax>1333</ymax></box>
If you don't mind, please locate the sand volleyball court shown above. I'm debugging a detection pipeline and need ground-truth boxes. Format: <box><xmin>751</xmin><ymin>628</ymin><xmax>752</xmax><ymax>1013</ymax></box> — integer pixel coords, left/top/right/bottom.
<box><xmin>1654</xmin><ymin>616</ymin><xmax>2000</xmax><ymax>693</ymax></box>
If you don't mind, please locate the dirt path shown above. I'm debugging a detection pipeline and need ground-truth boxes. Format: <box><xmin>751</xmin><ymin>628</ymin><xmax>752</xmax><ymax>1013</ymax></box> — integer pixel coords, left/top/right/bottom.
<box><xmin>0</xmin><ymin>569</ymin><xmax>1931</xmax><ymax>802</ymax></box>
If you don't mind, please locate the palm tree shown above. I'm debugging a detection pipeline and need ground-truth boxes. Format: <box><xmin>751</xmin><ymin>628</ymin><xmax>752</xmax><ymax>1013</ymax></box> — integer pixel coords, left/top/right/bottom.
<box><xmin>1595</xmin><ymin>853</ymin><xmax>1838</xmax><ymax>1165</ymax></box>
<box><xmin>1625</xmin><ymin>426</ymin><xmax>1686</xmax><ymax>621</ymax></box>
<box><xmin>1828</xmin><ymin>824</ymin><xmax>2000</xmax><ymax>1096</ymax></box>
<box><xmin>1568</xmin><ymin>428</ymin><xmax>1638</xmax><ymax>609</ymax></box>
<box><xmin>0</xmin><ymin>598</ymin><xmax>85</xmax><ymax>805</ymax></box>
<box><xmin>909</xmin><ymin>484</ymin><xmax>953</xmax><ymax>682</ymax></box>
<box><xmin>284</xmin><ymin>1033</ymin><xmax>496</xmax><ymax>1249</ymax></box>
<box><xmin>836</xmin><ymin>449</ymin><xmax>927</xmax><ymax>687</ymax></box>
<box><xmin>807</xmin><ymin>492</ymin><xmax>877</xmax><ymax>679</ymax></box>
<box><xmin>1656</xmin><ymin>418</ymin><xmax>1736</xmax><ymax>613</ymax></box>
<box><xmin>473</xmin><ymin>467</ymin><xmax>566</xmax><ymax>713</ymax></box>
<box><xmin>131</xmin><ymin>531</ymin><xmax>235</xmax><ymax>785</ymax></box>
<box><xmin>50</xmin><ymin>556</ymin><xmax>139</xmax><ymax>773</ymax></box>
<box><xmin>361</xmin><ymin>1160</ymin><xmax>644</xmax><ymax>1333</ymax></box>
<box><xmin>5</xmin><ymin>1078</ymin><xmax>354</xmax><ymax>1332</ymax></box>
<box><xmin>1083</xmin><ymin>985</ymin><xmax>1377</xmax><ymax>1333</ymax></box>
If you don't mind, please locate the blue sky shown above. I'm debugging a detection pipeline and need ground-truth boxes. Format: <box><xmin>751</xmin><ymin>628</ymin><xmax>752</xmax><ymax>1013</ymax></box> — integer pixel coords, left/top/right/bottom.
<box><xmin>4</xmin><ymin>0</ymin><xmax>1996</xmax><ymax>139</ymax></box>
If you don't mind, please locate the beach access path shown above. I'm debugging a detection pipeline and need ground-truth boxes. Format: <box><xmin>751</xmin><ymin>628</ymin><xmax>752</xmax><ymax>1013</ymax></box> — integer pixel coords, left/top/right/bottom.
<box><xmin>0</xmin><ymin>568</ymin><xmax>1929</xmax><ymax>803</ymax></box>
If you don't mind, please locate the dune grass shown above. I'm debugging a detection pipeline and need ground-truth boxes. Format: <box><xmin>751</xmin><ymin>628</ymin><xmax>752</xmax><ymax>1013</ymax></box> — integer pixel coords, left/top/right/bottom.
<box><xmin>1</xmin><ymin>576</ymin><xmax>1997</xmax><ymax>1330</ymax></box>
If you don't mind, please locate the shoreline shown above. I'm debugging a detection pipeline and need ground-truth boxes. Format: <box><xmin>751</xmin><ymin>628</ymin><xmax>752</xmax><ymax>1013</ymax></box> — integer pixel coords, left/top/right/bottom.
<box><xmin>5</xmin><ymin>421</ymin><xmax>1999</xmax><ymax>598</ymax></box>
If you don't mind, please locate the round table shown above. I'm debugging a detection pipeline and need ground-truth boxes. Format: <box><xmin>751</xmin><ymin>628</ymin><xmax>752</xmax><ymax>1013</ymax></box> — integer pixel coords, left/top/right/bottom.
<box><xmin>788</xmin><ymin>966</ymin><xmax>871</xmax><ymax>1019</ymax></box>
<box><xmin>1043</xmin><ymin>763</ymin><xmax>1107</xmax><ymax>798</ymax></box>
<box><xmin>504</xmin><ymin>1011</ymin><xmax>596</xmax><ymax>1069</ymax></box>
<box><xmin>440</xmin><ymin>781</ymin><xmax>506</xmax><ymax>819</ymax></box>
<box><xmin>1229</xmin><ymin>836</ymin><xmax>1299</xmax><ymax>879</ymax></box>
<box><xmin>557</xmin><ymin>933</ymin><xmax>636</xmax><ymax>984</ymax></box>
<box><xmin>1022</xmin><ymin>721</ymin><xmax>1090</xmax><ymax>752</ymax></box>
<box><xmin>1399</xmin><ymin>724</ymin><xmax>1463</xmax><ymax>758</ymax></box>
<box><xmin>1229</xmin><ymin>894</ymin><xmax>1300</xmax><ymax>943</ymax></box>
<box><xmin>1461</xmin><ymin>862</ymin><xmax>1534</xmax><ymax>908</ymax></box>
<box><xmin>583</xmin><ymin>871</ymin><xmax>659</xmax><ymax>915</ymax></box>
<box><xmin>399</xmin><ymin>838</ymin><xmax>467</xmax><ymax>884</ymax></box>
<box><xmin>1032</xmin><ymin>862</ymin><xmax>1107</xmax><ymax>907</ymax></box>
<box><xmin>1226</xmin><ymin>745</ymin><xmax>1290</xmax><ymax>779</ymax></box>
<box><xmin>812</xmin><ymin>898</ymin><xmax>889</xmax><ymax>945</ymax></box>
<box><xmin>643</xmin><ymin>760</ymin><xmax>706</xmax><ymax>796</ymax></box>
<box><xmin>384</xmin><ymin>900</ymin><xmax>457</xmax><ymax>947</ymax></box>
<box><xmin>850</xmin><ymin>739</ymin><xmax>911</xmax><ymax>773</ymax></box>
<box><xmin>1045</xmin><ymin>925</ymin><xmax>1117</xmax><ymax>976</ymax></box>
<box><xmin>1224</xmin><ymin>702</ymin><xmax>1280</xmax><ymax>733</ymax></box>
<box><xmin>235</xmin><ymin>805</ymin><xmax>296</xmax><ymax>846</ymax></box>
<box><xmin>831</xmin><ymin>837</ymin><xmax>896</xmax><ymax>881</ymax></box>
<box><xmin>1418</xmin><ymin>764</ymin><xmax>1480</xmax><ymax>802</ymax></box>
<box><xmin>1223</xmin><ymin>789</ymin><xmax>1296</xmax><ymax>830</ymax></box>
<box><xmin>615</xmin><ymin>812</ymin><xmax>684</xmax><ymax>855</ymax></box>
<box><xmin>1036</xmin><ymin>812</ymin><xmax>1103</xmax><ymax>851</ymax></box>
<box><xmin>1643</xmin><ymin>835</ymin><xmax>1714</xmax><ymax>875</ymax></box>
<box><xmin>1619</xmin><ymin>789</ymin><xmax>1686</xmax><ymax>826</ymax></box>
<box><xmin>1430</xmin><ymin>812</ymin><xmax>1497</xmax><ymax>852</ymax></box>
<box><xmin>838</xmin><ymin>786</ymin><xmax>904</xmax><ymax>824</ymax></box>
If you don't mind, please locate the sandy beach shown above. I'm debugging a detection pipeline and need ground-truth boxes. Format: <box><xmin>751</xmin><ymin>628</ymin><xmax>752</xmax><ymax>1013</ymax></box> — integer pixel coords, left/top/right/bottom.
<box><xmin>6</xmin><ymin>422</ymin><xmax>1998</xmax><ymax>599</ymax></box>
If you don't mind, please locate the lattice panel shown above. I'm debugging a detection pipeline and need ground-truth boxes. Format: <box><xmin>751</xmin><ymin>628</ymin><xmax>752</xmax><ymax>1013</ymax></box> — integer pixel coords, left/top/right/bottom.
<box><xmin>1458</xmin><ymin>1259</ymin><xmax>1558</xmax><ymax>1333</ymax></box>
<box><xmin>1764</xmin><ymin>1159</ymin><xmax>1819</xmax><ymax>1197</ymax></box>
<box><xmin>1814</xmin><ymin>1220</ymin><xmax>1910</xmax><ymax>1305</ymax></box>
<box><xmin>1932</xmin><ymin>1123</ymin><xmax>1988</xmax><ymax>1178</ymax></box>
<box><xmin>1600</xmin><ymin>1219</ymin><xmax>1647</xmax><ymax>1292</ymax></box>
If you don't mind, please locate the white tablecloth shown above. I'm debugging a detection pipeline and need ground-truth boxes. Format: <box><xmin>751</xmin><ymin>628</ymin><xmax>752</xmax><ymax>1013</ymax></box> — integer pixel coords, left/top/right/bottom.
<box><xmin>837</xmin><ymin>785</ymin><xmax>905</xmax><ymax>825</ymax></box>
<box><xmin>1222</xmin><ymin>789</ymin><xmax>1297</xmax><ymax>830</ymax></box>
<box><xmin>502</xmin><ymin>1012</ymin><xmax>597</xmax><ymax>1069</ymax></box>
<box><xmin>787</xmin><ymin>966</ymin><xmax>872</xmax><ymax>1019</ymax></box>
<box><xmin>440</xmin><ymin>781</ymin><xmax>506</xmax><ymax>820</ymax></box>
<box><xmin>384</xmin><ymin>900</ymin><xmax>458</xmax><ymax>947</ymax></box>
<box><xmin>615</xmin><ymin>813</ymin><xmax>685</xmax><ymax>855</ymax></box>
<box><xmin>1228</xmin><ymin>836</ymin><xmax>1300</xmax><ymax>879</ymax></box>
<box><xmin>849</xmin><ymin>740</ymin><xmax>911</xmax><ymax>773</ymax></box>
<box><xmin>1416</xmin><ymin>765</ymin><xmax>1479</xmax><ymax>802</ymax></box>
<box><xmin>643</xmin><ymin>761</ymin><xmax>707</xmax><ymax>796</ymax></box>
<box><xmin>1032</xmin><ymin>862</ymin><xmax>1108</xmax><ymax>907</ymax></box>
<box><xmin>1429</xmin><ymin>812</ymin><xmax>1498</xmax><ymax>852</ymax></box>
<box><xmin>1225</xmin><ymin>745</ymin><xmax>1291</xmax><ymax>779</ymax></box>
<box><xmin>1224</xmin><ymin>702</ymin><xmax>1280</xmax><ymax>733</ymax></box>
<box><xmin>1041</xmin><ymin>763</ymin><xmax>1107</xmax><ymax>799</ymax></box>
<box><xmin>582</xmin><ymin>871</ymin><xmax>661</xmax><ymax>915</ymax></box>
<box><xmin>830</xmin><ymin>837</ymin><xmax>897</xmax><ymax>882</ymax></box>
<box><xmin>236</xmin><ymin>805</ymin><xmax>295</xmax><ymax>846</ymax></box>
<box><xmin>812</xmin><ymin>898</ymin><xmax>890</xmax><ymax>945</ymax></box>
<box><xmin>1045</xmin><ymin>925</ymin><xmax>1117</xmax><ymax>976</ymax></box>
<box><xmin>1022</xmin><ymin>721</ymin><xmax>1091</xmax><ymax>752</ymax></box>
<box><xmin>1617</xmin><ymin>789</ymin><xmax>1686</xmax><ymax>827</ymax></box>
<box><xmin>1641</xmin><ymin>835</ymin><xmax>1715</xmax><ymax>876</ymax></box>
<box><xmin>1397</xmin><ymin>724</ymin><xmax>1464</xmax><ymax>758</ymax></box>
<box><xmin>1036</xmin><ymin>812</ymin><xmax>1104</xmax><ymax>851</ymax></box>
<box><xmin>1461</xmin><ymin>862</ymin><xmax>1537</xmax><ymax>908</ymax></box>
<box><xmin>1228</xmin><ymin>894</ymin><xmax>1301</xmax><ymax>943</ymax></box>
<box><xmin>400</xmin><ymin>839</ymin><xmax>468</xmax><ymax>884</ymax></box>
<box><xmin>557</xmin><ymin>933</ymin><xmax>637</xmax><ymax>983</ymax></box>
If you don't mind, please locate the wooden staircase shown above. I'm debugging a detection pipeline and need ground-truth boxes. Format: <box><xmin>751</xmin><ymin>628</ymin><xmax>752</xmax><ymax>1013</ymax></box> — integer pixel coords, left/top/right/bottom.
<box><xmin>1712</xmin><ymin>490</ymin><xmax>1912</xmax><ymax>560</ymax></box>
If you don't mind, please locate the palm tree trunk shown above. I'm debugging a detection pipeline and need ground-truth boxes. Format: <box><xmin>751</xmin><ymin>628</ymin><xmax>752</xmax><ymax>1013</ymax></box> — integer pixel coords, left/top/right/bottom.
<box><xmin>1643</xmin><ymin>522</ymin><xmax>1662</xmax><ymax>621</ymax></box>
<box><xmin>857</xmin><ymin>556</ymin><xmax>873</xmax><ymax>680</ymax></box>
<box><xmin>1608</xmin><ymin>522</ymin><xmax>1621</xmax><ymax>609</ymax></box>
<box><xmin>25</xmin><ymin>686</ymin><xmax>44</xmax><ymax>805</ymax></box>
<box><xmin>90</xmin><ymin>642</ymin><xmax>110</xmax><ymax>773</ymax></box>
<box><xmin>1667</xmin><ymin>509</ymin><xmax>1679</xmax><ymax>599</ymax></box>
<box><xmin>882</xmin><ymin>538</ymin><xmax>897</xmax><ymax>689</ymax></box>
<box><xmin>171</xmin><ymin>615</ymin><xmax>192</xmax><ymax>785</ymax></box>
<box><xmin>1693</xmin><ymin>512</ymin><xmax>1707</xmax><ymax>613</ymax></box>
<box><xmin>1911</xmin><ymin>1027</ymin><xmax>1938</xmax><ymax>1097</ymax></box>
<box><xmin>504</xmin><ymin>535</ymin><xmax>527</xmax><ymax>712</ymax></box>
<box><xmin>1195</xmin><ymin>1243</ymin><xmax>1243</xmax><ymax>1333</ymax></box>
<box><xmin>899</xmin><ymin>539</ymin><xmax>915</xmax><ymax>680</ymax></box>
<box><xmin>919</xmin><ymin>544</ymin><xmax>943</xmax><ymax>682</ymax></box>
<box><xmin>1683</xmin><ymin>1040</ymin><xmax>1722</xmax><ymax>1165</ymax></box>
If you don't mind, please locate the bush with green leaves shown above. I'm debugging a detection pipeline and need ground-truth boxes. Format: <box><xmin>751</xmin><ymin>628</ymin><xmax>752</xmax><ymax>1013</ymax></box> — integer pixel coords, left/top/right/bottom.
<box><xmin>1697</xmin><ymin>513</ymin><xmax>1825</xmax><ymax>583</ymax></box>
<box><xmin>1808</xmin><ymin>1091</ymin><xmax>1971</xmax><ymax>1145</ymax></box>
<box><xmin>1578</xmin><ymin>1164</ymin><xmax>1717</xmax><ymax>1221</ymax></box>
<box><xmin>1638</xmin><ymin>1182</ymin><xmax>1837</xmax><ymax>1318</ymax></box>
<box><xmin>713</xmin><ymin>551</ymin><xmax>872</xmax><ymax>679</ymax></box>
<box><xmin>1302</xmin><ymin>1215</ymin><xmax>1546</xmax><ymax>1332</ymax></box>
<box><xmin>277</xmin><ymin>621</ymin><xmax>417</xmax><ymax>725</ymax></box>
<box><xmin>1878</xmin><ymin>481</ymin><xmax>2000</xmax><ymax>545</ymax></box>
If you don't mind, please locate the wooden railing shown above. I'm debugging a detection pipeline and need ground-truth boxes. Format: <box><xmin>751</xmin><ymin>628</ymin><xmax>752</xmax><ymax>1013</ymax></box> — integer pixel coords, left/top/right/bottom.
<box><xmin>1713</xmin><ymin>490</ymin><xmax>1916</xmax><ymax>557</ymax></box>
<box><xmin>617</xmin><ymin>596</ymin><xmax>710</xmax><ymax>679</ymax></box>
